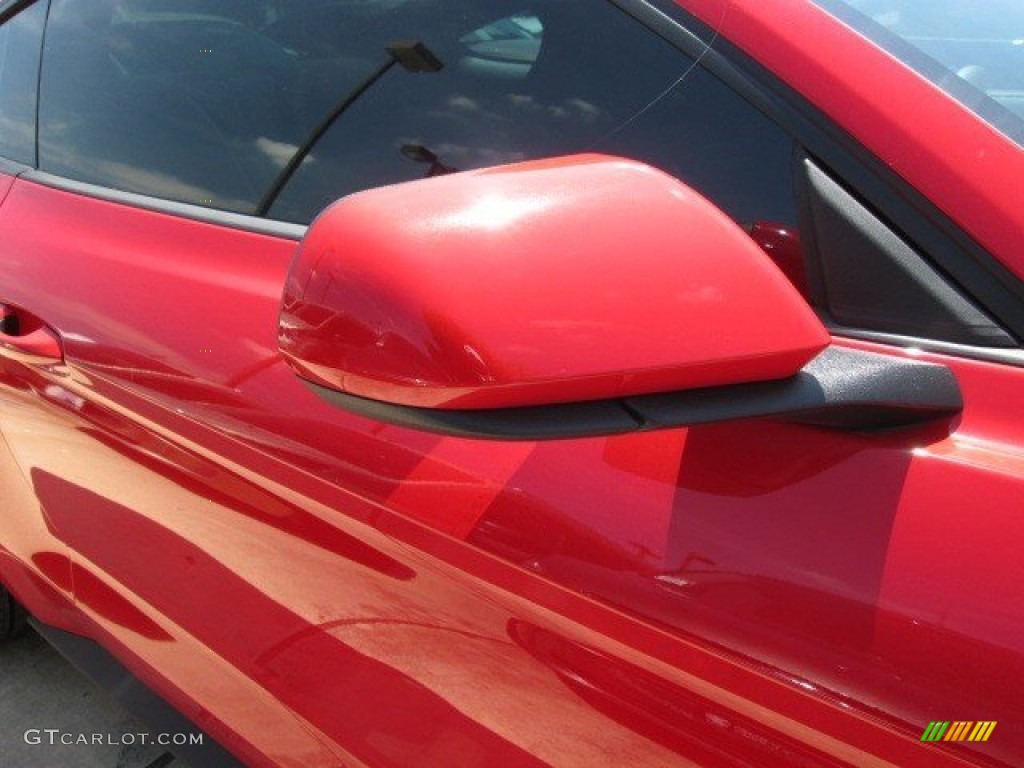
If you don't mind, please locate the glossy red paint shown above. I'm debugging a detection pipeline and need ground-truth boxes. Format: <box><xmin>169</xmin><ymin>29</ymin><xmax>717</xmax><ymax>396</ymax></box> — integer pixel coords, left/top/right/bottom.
<box><xmin>280</xmin><ymin>156</ymin><xmax>828</xmax><ymax>409</ymax></box>
<box><xmin>0</xmin><ymin>4</ymin><xmax>1022</xmax><ymax>768</ymax></box>
<box><xmin>675</xmin><ymin>0</ymin><xmax>1024</xmax><ymax>281</ymax></box>
<box><xmin>2</xmin><ymin>177</ymin><xmax>1023</xmax><ymax>768</ymax></box>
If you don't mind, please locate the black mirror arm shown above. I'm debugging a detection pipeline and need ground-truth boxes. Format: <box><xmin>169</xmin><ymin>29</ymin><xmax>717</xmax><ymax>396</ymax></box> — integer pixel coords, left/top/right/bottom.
<box><xmin>303</xmin><ymin>346</ymin><xmax>963</xmax><ymax>440</ymax></box>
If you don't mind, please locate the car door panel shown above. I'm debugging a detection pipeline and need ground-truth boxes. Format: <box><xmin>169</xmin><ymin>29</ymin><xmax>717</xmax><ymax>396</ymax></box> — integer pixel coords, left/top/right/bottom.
<box><xmin>0</xmin><ymin>384</ymin><xmax>78</xmax><ymax>632</ymax></box>
<box><xmin>0</xmin><ymin>0</ymin><xmax>78</xmax><ymax>634</ymax></box>
<box><xmin>0</xmin><ymin>166</ymin><xmax>81</xmax><ymax>635</ymax></box>
<box><xmin>1</xmin><ymin>172</ymin><xmax>1020</xmax><ymax>767</ymax></box>
<box><xmin>0</xmin><ymin>179</ymin><xmax>723</xmax><ymax>767</ymax></box>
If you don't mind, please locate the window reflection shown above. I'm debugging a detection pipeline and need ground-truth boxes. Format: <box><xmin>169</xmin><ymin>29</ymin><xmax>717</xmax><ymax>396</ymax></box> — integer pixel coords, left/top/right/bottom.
<box><xmin>38</xmin><ymin>0</ymin><xmax>796</xmax><ymax>234</ymax></box>
<box><xmin>0</xmin><ymin>1</ymin><xmax>46</xmax><ymax>166</ymax></box>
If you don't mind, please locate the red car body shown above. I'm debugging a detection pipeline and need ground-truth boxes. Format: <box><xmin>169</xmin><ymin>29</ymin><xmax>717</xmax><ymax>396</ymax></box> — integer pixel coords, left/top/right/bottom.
<box><xmin>1</xmin><ymin>1</ymin><xmax>1022</xmax><ymax>766</ymax></box>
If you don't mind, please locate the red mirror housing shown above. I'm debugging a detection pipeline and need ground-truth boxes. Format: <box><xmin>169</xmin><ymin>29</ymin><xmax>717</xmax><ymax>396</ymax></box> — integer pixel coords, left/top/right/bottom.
<box><xmin>279</xmin><ymin>155</ymin><xmax>829</xmax><ymax>410</ymax></box>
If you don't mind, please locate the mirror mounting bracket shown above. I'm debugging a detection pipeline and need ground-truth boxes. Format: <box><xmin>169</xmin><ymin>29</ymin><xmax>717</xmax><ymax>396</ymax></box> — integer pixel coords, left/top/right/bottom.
<box><xmin>303</xmin><ymin>346</ymin><xmax>962</xmax><ymax>440</ymax></box>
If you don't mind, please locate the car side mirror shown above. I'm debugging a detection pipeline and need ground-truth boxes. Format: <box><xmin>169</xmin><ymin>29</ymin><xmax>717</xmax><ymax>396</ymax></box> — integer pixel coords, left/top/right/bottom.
<box><xmin>279</xmin><ymin>155</ymin><xmax>961</xmax><ymax>439</ymax></box>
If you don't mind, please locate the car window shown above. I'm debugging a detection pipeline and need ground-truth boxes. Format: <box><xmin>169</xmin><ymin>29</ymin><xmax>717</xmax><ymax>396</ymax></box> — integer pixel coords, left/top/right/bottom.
<box><xmin>39</xmin><ymin>0</ymin><xmax>308</xmax><ymax>213</ymax></box>
<box><xmin>266</xmin><ymin>2</ymin><xmax>796</xmax><ymax>228</ymax></box>
<box><xmin>37</xmin><ymin>0</ymin><xmax>797</xmax><ymax>234</ymax></box>
<box><xmin>0</xmin><ymin>0</ymin><xmax>45</xmax><ymax>165</ymax></box>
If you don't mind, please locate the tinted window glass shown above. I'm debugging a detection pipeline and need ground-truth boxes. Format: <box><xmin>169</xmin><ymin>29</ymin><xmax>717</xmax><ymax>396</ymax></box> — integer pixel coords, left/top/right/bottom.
<box><xmin>40</xmin><ymin>0</ymin><xmax>306</xmax><ymax>213</ymax></box>
<box><xmin>269</xmin><ymin>2</ymin><xmax>796</xmax><ymax>228</ymax></box>
<box><xmin>0</xmin><ymin>0</ymin><xmax>45</xmax><ymax>165</ymax></box>
<box><xmin>37</xmin><ymin>0</ymin><xmax>795</xmax><ymax>233</ymax></box>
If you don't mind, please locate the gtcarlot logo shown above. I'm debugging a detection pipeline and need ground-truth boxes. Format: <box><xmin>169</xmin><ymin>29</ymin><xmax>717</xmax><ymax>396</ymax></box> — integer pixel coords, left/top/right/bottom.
<box><xmin>23</xmin><ymin>729</ymin><xmax>203</xmax><ymax>747</ymax></box>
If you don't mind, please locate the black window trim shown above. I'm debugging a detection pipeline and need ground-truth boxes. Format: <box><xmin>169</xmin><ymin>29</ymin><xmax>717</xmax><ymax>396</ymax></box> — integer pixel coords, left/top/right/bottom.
<box><xmin>21</xmin><ymin>170</ymin><xmax>308</xmax><ymax>241</ymax></box>
<box><xmin>0</xmin><ymin>155</ymin><xmax>30</xmax><ymax>176</ymax></box>
<box><xmin>827</xmin><ymin>326</ymin><xmax>1024</xmax><ymax>368</ymax></box>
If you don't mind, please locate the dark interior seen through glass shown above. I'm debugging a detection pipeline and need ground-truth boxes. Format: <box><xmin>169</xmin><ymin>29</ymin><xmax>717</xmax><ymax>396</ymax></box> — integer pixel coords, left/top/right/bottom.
<box><xmin>37</xmin><ymin>0</ymin><xmax>796</xmax><ymax>231</ymax></box>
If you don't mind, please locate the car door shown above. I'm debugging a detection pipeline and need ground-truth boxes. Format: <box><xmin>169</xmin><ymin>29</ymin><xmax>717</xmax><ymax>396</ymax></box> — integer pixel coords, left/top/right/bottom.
<box><xmin>0</xmin><ymin>0</ymin><xmax>81</xmax><ymax>638</ymax></box>
<box><xmin>0</xmin><ymin>1</ymin><xmax>1021</xmax><ymax>768</ymax></box>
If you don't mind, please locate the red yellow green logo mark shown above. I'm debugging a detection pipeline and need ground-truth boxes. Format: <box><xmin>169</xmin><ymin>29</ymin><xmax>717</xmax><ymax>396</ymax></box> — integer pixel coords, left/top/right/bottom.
<box><xmin>921</xmin><ymin>721</ymin><xmax>996</xmax><ymax>742</ymax></box>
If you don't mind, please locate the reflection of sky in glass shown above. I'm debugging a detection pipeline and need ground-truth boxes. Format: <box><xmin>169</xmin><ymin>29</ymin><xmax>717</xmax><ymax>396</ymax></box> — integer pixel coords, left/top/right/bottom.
<box><xmin>35</xmin><ymin>1</ymin><xmax>796</xmax><ymax>230</ymax></box>
<box><xmin>0</xmin><ymin>1</ymin><xmax>45</xmax><ymax>165</ymax></box>
<box><xmin>39</xmin><ymin>141</ymin><xmax>254</xmax><ymax>212</ymax></box>
<box><xmin>821</xmin><ymin>1</ymin><xmax>1024</xmax><ymax>132</ymax></box>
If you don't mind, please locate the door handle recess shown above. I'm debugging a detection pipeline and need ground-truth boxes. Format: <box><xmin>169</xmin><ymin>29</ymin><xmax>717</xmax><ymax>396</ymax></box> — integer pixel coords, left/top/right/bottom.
<box><xmin>0</xmin><ymin>303</ymin><xmax>64</xmax><ymax>364</ymax></box>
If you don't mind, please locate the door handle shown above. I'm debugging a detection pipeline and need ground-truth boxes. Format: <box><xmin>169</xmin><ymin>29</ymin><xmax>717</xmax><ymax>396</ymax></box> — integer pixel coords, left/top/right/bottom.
<box><xmin>0</xmin><ymin>303</ymin><xmax>64</xmax><ymax>364</ymax></box>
